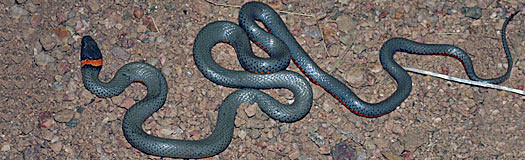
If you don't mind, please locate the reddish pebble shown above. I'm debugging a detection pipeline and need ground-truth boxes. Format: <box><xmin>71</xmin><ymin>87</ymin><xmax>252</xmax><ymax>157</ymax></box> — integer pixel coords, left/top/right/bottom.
<box><xmin>440</xmin><ymin>64</ymin><xmax>449</xmax><ymax>75</ymax></box>
<box><xmin>120</xmin><ymin>97</ymin><xmax>135</xmax><ymax>109</ymax></box>
<box><xmin>133</xmin><ymin>8</ymin><xmax>144</xmax><ymax>19</ymax></box>
<box><xmin>38</xmin><ymin>111</ymin><xmax>55</xmax><ymax>129</ymax></box>
<box><xmin>403</xmin><ymin>151</ymin><xmax>415</xmax><ymax>160</ymax></box>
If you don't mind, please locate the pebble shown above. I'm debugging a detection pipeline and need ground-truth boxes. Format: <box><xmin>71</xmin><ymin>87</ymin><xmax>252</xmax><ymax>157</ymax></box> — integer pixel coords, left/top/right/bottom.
<box><xmin>146</xmin><ymin>57</ymin><xmax>159</xmax><ymax>66</ymax></box>
<box><xmin>54</xmin><ymin>109</ymin><xmax>75</xmax><ymax>123</ymax></box>
<box><xmin>159</xmin><ymin>128</ymin><xmax>175</xmax><ymax>137</ymax></box>
<box><xmin>102</xmin><ymin>112</ymin><xmax>118</xmax><ymax>123</ymax></box>
<box><xmin>39</xmin><ymin>111</ymin><xmax>55</xmax><ymax>129</ymax></box>
<box><xmin>10</xmin><ymin>5</ymin><xmax>28</xmax><ymax>19</ymax></box>
<box><xmin>304</xmin><ymin>26</ymin><xmax>322</xmax><ymax>41</ymax></box>
<box><xmin>249</xmin><ymin>129</ymin><xmax>261</xmax><ymax>139</ymax></box>
<box><xmin>302</xmin><ymin>141</ymin><xmax>318</xmax><ymax>154</ymax></box>
<box><xmin>331</xmin><ymin>142</ymin><xmax>356</xmax><ymax>160</ymax></box>
<box><xmin>111</xmin><ymin>46</ymin><xmax>130</xmax><ymax>61</ymax></box>
<box><xmin>399</xmin><ymin>133</ymin><xmax>425</xmax><ymax>151</ymax></box>
<box><xmin>39</xmin><ymin>34</ymin><xmax>56</xmax><ymax>51</ymax></box>
<box><xmin>134</xmin><ymin>8</ymin><xmax>144</xmax><ymax>19</ymax></box>
<box><xmin>319</xmin><ymin>144</ymin><xmax>331</xmax><ymax>155</ymax></box>
<box><xmin>41</xmin><ymin>129</ymin><xmax>54</xmax><ymax>141</ymax></box>
<box><xmin>56</xmin><ymin>62</ymin><xmax>70</xmax><ymax>75</ymax></box>
<box><xmin>238</xmin><ymin>130</ymin><xmax>247</xmax><ymax>139</ymax></box>
<box><xmin>50</xmin><ymin>142</ymin><xmax>63</xmax><ymax>153</ymax></box>
<box><xmin>137</xmin><ymin>24</ymin><xmax>148</xmax><ymax>33</ymax></box>
<box><xmin>402</xmin><ymin>151</ymin><xmax>415</xmax><ymax>160</ymax></box>
<box><xmin>75</xmin><ymin>20</ymin><xmax>90</xmax><ymax>34</ymax></box>
<box><xmin>66</xmin><ymin>119</ymin><xmax>79</xmax><ymax>127</ymax></box>
<box><xmin>244</xmin><ymin>103</ymin><xmax>258</xmax><ymax>117</ymax></box>
<box><xmin>460</xmin><ymin>6</ymin><xmax>482</xmax><ymax>19</ymax></box>
<box><xmin>382</xmin><ymin>151</ymin><xmax>402</xmax><ymax>160</ymax></box>
<box><xmin>50</xmin><ymin>26</ymin><xmax>71</xmax><ymax>42</ymax></box>
<box><xmin>86</xmin><ymin>0</ymin><xmax>100</xmax><ymax>12</ymax></box>
<box><xmin>120</xmin><ymin>97</ymin><xmax>135</xmax><ymax>109</ymax></box>
<box><xmin>344</xmin><ymin>64</ymin><xmax>367</xmax><ymax>87</ymax></box>
<box><xmin>288</xmin><ymin>149</ymin><xmax>300</xmax><ymax>159</ymax></box>
<box><xmin>363</xmin><ymin>139</ymin><xmax>376</xmax><ymax>150</ymax></box>
<box><xmin>1</xmin><ymin>144</ymin><xmax>10</xmax><ymax>151</ymax></box>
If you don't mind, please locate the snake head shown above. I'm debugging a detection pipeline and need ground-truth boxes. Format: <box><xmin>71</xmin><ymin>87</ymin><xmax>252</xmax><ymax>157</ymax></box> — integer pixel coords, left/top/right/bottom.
<box><xmin>81</xmin><ymin>36</ymin><xmax>103</xmax><ymax>67</ymax></box>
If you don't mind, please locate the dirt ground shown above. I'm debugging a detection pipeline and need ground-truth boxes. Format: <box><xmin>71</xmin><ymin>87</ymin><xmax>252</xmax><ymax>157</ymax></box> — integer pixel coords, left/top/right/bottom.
<box><xmin>1</xmin><ymin>0</ymin><xmax>524</xmax><ymax>159</ymax></box>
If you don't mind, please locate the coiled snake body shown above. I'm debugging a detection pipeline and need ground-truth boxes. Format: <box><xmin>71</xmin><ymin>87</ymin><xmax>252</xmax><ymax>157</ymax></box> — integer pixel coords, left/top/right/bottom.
<box><xmin>81</xmin><ymin>1</ymin><xmax>518</xmax><ymax>158</ymax></box>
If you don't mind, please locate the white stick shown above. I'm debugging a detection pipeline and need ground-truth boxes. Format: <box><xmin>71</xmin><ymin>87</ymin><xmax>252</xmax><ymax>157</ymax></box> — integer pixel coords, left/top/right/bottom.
<box><xmin>402</xmin><ymin>66</ymin><xmax>524</xmax><ymax>95</ymax></box>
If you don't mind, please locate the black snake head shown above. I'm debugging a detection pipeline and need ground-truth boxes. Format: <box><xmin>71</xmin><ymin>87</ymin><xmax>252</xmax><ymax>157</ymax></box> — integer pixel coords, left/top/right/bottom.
<box><xmin>81</xmin><ymin>36</ymin><xmax>103</xmax><ymax>61</ymax></box>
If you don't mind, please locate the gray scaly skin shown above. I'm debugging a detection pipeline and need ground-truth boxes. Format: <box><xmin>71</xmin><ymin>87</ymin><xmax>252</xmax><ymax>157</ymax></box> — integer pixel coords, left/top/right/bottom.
<box><xmin>239</xmin><ymin>1</ymin><xmax>518</xmax><ymax>117</ymax></box>
<box><xmin>81</xmin><ymin>21</ymin><xmax>312</xmax><ymax>158</ymax></box>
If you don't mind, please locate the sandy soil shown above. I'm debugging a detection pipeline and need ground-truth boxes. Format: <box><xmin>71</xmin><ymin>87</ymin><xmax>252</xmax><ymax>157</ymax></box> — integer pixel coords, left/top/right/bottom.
<box><xmin>0</xmin><ymin>0</ymin><xmax>524</xmax><ymax>159</ymax></box>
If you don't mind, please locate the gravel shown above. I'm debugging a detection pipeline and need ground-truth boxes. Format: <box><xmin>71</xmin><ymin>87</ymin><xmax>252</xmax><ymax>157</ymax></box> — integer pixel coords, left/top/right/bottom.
<box><xmin>0</xmin><ymin>0</ymin><xmax>523</xmax><ymax>159</ymax></box>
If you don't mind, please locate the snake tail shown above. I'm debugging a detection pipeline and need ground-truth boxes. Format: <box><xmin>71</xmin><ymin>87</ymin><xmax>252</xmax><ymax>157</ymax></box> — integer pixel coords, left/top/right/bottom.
<box><xmin>239</xmin><ymin>2</ymin><xmax>518</xmax><ymax>117</ymax></box>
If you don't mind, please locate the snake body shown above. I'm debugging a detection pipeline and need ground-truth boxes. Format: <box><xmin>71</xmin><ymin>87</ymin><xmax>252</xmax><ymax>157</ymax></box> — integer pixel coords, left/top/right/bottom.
<box><xmin>81</xmin><ymin>1</ymin><xmax>518</xmax><ymax>158</ymax></box>
<box><xmin>239</xmin><ymin>2</ymin><xmax>517</xmax><ymax>117</ymax></box>
<box><xmin>81</xmin><ymin>21</ymin><xmax>312</xmax><ymax>158</ymax></box>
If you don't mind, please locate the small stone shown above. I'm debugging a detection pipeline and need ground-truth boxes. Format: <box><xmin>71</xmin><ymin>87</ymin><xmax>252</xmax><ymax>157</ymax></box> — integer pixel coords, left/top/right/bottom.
<box><xmin>146</xmin><ymin>57</ymin><xmax>159</xmax><ymax>66</ymax></box>
<box><xmin>87</xmin><ymin>0</ymin><xmax>100</xmax><ymax>12</ymax></box>
<box><xmin>39</xmin><ymin>111</ymin><xmax>55</xmax><ymax>129</ymax></box>
<box><xmin>460</xmin><ymin>6</ymin><xmax>482</xmax><ymax>19</ymax></box>
<box><xmin>1</xmin><ymin>144</ymin><xmax>10</xmax><ymax>151</ymax></box>
<box><xmin>363</xmin><ymin>139</ymin><xmax>376</xmax><ymax>150</ymax></box>
<box><xmin>134</xmin><ymin>8</ymin><xmax>144</xmax><ymax>19</ymax></box>
<box><xmin>234</xmin><ymin>114</ymin><xmax>246</xmax><ymax>127</ymax></box>
<box><xmin>370</xmin><ymin>64</ymin><xmax>382</xmax><ymax>73</ymax></box>
<box><xmin>147</xmin><ymin>20</ymin><xmax>158</xmax><ymax>32</ymax></box>
<box><xmin>137</xmin><ymin>24</ymin><xmax>148</xmax><ymax>33</ymax></box>
<box><xmin>41</xmin><ymin>129</ymin><xmax>54</xmax><ymax>141</ymax></box>
<box><xmin>75</xmin><ymin>20</ymin><xmax>90</xmax><ymax>34</ymax></box>
<box><xmin>403</xmin><ymin>151</ymin><xmax>415</xmax><ymax>160</ymax></box>
<box><xmin>331</xmin><ymin>142</ymin><xmax>356</xmax><ymax>160</ymax></box>
<box><xmin>30</xmin><ymin>14</ymin><xmax>41</xmax><ymax>27</ymax></box>
<box><xmin>54</xmin><ymin>109</ymin><xmax>75</xmax><ymax>123</ymax></box>
<box><xmin>302</xmin><ymin>141</ymin><xmax>318</xmax><ymax>154</ymax></box>
<box><xmin>120</xmin><ymin>97</ymin><xmax>135</xmax><ymax>109</ymax></box>
<box><xmin>246</xmin><ymin>119</ymin><xmax>265</xmax><ymax>129</ymax></box>
<box><xmin>50</xmin><ymin>26</ymin><xmax>71</xmax><ymax>42</ymax></box>
<box><xmin>244</xmin><ymin>103</ymin><xmax>258</xmax><ymax>117</ymax></box>
<box><xmin>15</xmin><ymin>0</ymin><xmax>27</xmax><ymax>4</ymax></box>
<box><xmin>56</xmin><ymin>62</ymin><xmax>70</xmax><ymax>75</ymax></box>
<box><xmin>102</xmin><ymin>112</ymin><xmax>118</xmax><ymax>123</ymax></box>
<box><xmin>246</xmin><ymin>153</ymin><xmax>257</xmax><ymax>160</ymax></box>
<box><xmin>250</xmin><ymin>129</ymin><xmax>261</xmax><ymax>139</ymax></box>
<box><xmin>159</xmin><ymin>128</ymin><xmax>175</xmax><ymax>137</ymax></box>
<box><xmin>288</xmin><ymin>149</ymin><xmax>300</xmax><ymax>159</ymax></box>
<box><xmin>399</xmin><ymin>133</ymin><xmax>425</xmax><ymax>151</ymax></box>
<box><xmin>66</xmin><ymin>119</ymin><xmax>79</xmax><ymax>127</ymax></box>
<box><xmin>319</xmin><ymin>144</ymin><xmax>331</xmax><ymax>155</ymax></box>
<box><xmin>10</xmin><ymin>5</ymin><xmax>29</xmax><ymax>19</ymax></box>
<box><xmin>238</xmin><ymin>130</ymin><xmax>247</xmax><ymax>139</ymax></box>
<box><xmin>39</xmin><ymin>34</ymin><xmax>56</xmax><ymax>51</ymax></box>
<box><xmin>336</xmin><ymin>15</ymin><xmax>356</xmax><ymax>34</ymax></box>
<box><xmin>304</xmin><ymin>26</ymin><xmax>322</xmax><ymax>41</ymax></box>
<box><xmin>345</xmin><ymin>64</ymin><xmax>367</xmax><ymax>87</ymax></box>
<box><xmin>50</xmin><ymin>142</ymin><xmax>63</xmax><ymax>153</ymax></box>
<box><xmin>382</xmin><ymin>151</ymin><xmax>402</xmax><ymax>160</ymax></box>
<box><xmin>111</xmin><ymin>46</ymin><xmax>130</xmax><ymax>61</ymax></box>
<box><xmin>394</xmin><ymin>11</ymin><xmax>404</xmax><ymax>19</ymax></box>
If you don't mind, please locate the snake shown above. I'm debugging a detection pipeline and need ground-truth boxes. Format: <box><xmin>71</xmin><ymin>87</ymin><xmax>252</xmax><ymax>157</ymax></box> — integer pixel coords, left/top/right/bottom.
<box><xmin>80</xmin><ymin>1</ymin><xmax>519</xmax><ymax>158</ymax></box>
<box><xmin>239</xmin><ymin>2</ymin><xmax>518</xmax><ymax>117</ymax></box>
<box><xmin>81</xmin><ymin>14</ymin><xmax>312</xmax><ymax>159</ymax></box>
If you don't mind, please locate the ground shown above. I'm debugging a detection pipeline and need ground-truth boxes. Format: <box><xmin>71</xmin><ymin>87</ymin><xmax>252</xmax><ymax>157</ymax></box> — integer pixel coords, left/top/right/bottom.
<box><xmin>0</xmin><ymin>0</ymin><xmax>524</xmax><ymax>159</ymax></box>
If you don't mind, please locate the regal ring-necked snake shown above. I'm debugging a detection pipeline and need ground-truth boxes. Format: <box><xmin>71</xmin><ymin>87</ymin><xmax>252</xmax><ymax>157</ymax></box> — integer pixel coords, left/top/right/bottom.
<box><xmin>81</xmin><ymin>1</ymin><xmax>519</xmax><ymax>158</ymax></box>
